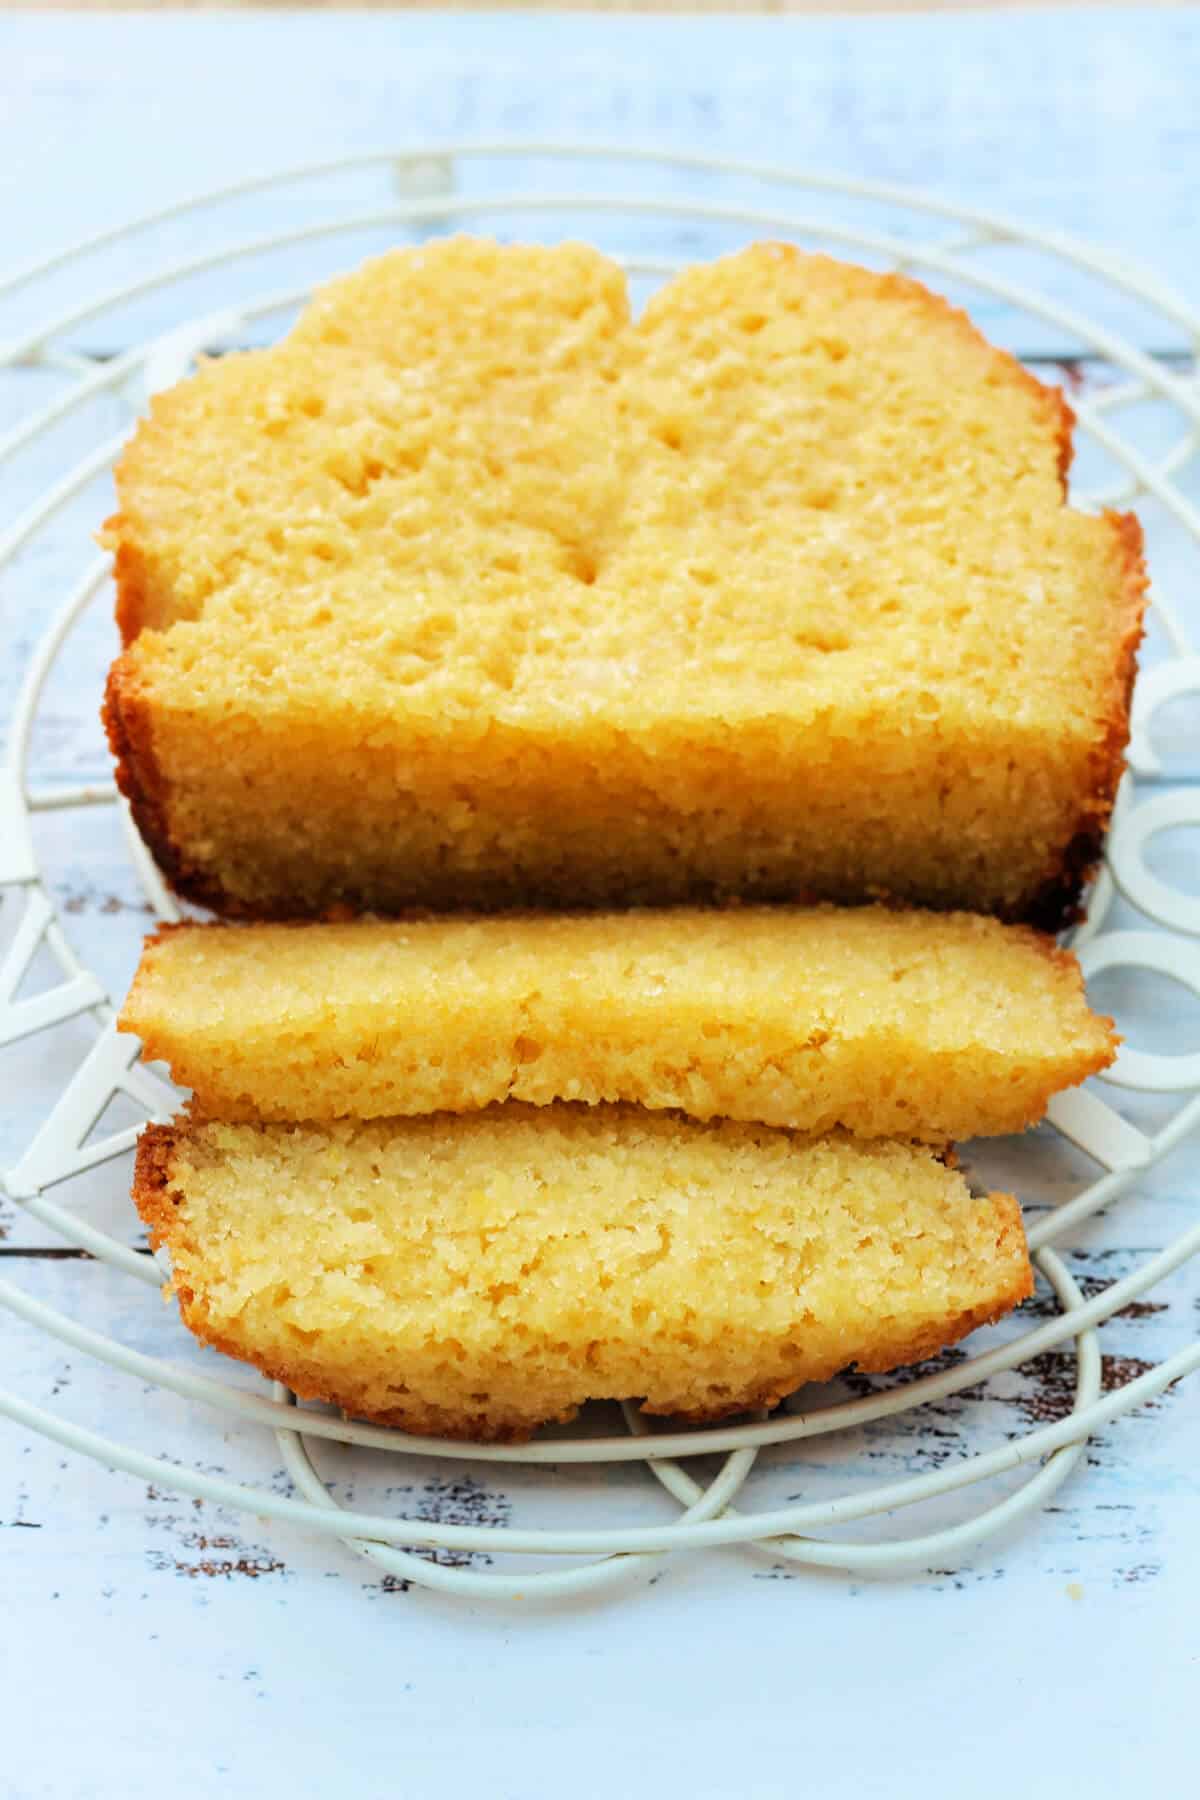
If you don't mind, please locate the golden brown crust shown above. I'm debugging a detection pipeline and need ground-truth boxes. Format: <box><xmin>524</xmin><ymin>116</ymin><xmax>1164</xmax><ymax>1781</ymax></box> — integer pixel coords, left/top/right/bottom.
<box><xmin>1021</xmin><ymin>508</ymin><xmax>1148</xmax><ymax>932</ymax></box>
<box><xmin>139</xmin><ymin>1125</ymin><xmax>568</xmax><ymax>1441</ymax></box>
<box><xmin>132</xmin><ymin>1122</ymin><xmax>200</xmax><ymax>1324</ymax></box>
<box><xmin>613</xmin><ymin>1195</ymin><xmax>1031</xmax><ymax>1431</ymax></box>
<box><xmin>107</xmin><ymin>650</ymin><xmax>356</xmax><ymax>919</ymax></box>
<box><xmin>102</xmin><ymin>661</ymin><xmax>164</xmax><ymax>869</ymax></box>
<box><xmin>103</xmin><ymin>656</ymin><xmax>246</xmax><ymax>916</ymax></box>
<box><xmin>133</xmin><ymin>1126</ymin><xmax>1034</xmax><ymax>1444</ymax></box>
<box><xmin>704</xmin><ymin>267</ymin><xmax>1138</xmax><ymax>934</ymax></box>
<box><xmin>102</xmin><ymin>516</ymin><xmax>152</xmax><ymax>647</ymax></box>
<box><xmin>144</xmin><ymin>1280</ymin><xmax>1032</xmax><ymax>1445</ymax></box>
<box><xmin>102</xmin><ymin>245</ymin><xmax>1145</xmax><ymax>931</ymax></box>
<box><xmin>121</xmin><ymin>912</ymin><xmax>1118</xmax><ymax>1140</ymax></box>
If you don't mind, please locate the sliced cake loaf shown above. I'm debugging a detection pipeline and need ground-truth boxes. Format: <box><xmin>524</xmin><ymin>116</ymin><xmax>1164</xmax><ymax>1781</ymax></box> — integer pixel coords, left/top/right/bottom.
<box><xmin>120</xmin><ymin>907</ymin><xmax>1116</xmax><ymax>1138</ymax></box>
<box><xmin>134</xmin><ymin>1105</ymin><xmax>1034</xmax><ymax>1440</ymax></box>
<box><xmin>103</xmin><ymin>239</ymin><xmax>1145</xmax><ymax>928</ymax></box>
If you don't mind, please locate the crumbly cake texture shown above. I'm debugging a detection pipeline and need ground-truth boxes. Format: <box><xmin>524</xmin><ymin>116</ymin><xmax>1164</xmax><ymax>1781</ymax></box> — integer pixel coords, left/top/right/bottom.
<box><xmin>121</xmin><ymin>907</ymin><xmax>1116</xmax><ymax>1138</ymax></box>
<box><xmin>102</xmin><ymin>239</ymin><xmax>1146</xmax><ymax>929</ymax></box>
<box><xmin>134</xmin><ymin>1105</ymin><xmax>1033</xmax><ymax>1440</ymax></box>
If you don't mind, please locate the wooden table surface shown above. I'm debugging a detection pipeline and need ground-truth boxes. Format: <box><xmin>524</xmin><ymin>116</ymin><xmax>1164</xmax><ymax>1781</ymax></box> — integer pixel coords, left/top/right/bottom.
<box><xmin>2</xmin><ymin>10</ymin><xmax>1199</xmax><ymax>1800</ymax></box>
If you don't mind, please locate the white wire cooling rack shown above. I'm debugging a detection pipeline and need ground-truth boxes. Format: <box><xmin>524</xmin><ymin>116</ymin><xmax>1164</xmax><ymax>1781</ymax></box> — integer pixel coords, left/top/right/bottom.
<box><xmin>2</xmin><ymin>145</ymin><xmax>1200</xmax><ymax>1601</ymax></box>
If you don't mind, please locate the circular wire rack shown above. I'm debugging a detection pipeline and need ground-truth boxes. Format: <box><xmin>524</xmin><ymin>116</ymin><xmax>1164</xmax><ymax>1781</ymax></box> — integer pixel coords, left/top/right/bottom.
<box><xmin>2</xmin><ymin>144</ymin><xmax>1199</xmax><ymax>1601</ymax></box>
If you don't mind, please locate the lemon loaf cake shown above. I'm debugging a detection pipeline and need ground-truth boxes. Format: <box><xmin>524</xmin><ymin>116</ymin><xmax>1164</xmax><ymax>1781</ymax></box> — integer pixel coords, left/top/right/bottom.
<box><xmin>121</xmin><ymin>906</ymin><xmax>1115</xmax><ymax>1137</ymax></box>
<box><xmin>134</xmin><ymin>1105</ymin><xmax>1033</xmax><ymax>1440</ymax></box>
<box><xmin>103</xmin><ymin>239</ymin><xmax>1145</xmax><ymax>928</ymax></box>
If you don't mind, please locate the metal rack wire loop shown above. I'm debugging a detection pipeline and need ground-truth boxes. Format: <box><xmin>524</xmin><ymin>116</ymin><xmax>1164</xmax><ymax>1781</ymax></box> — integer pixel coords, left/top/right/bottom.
<box><xmin>1</xmin><ymin>144</ymin><xmax>1197</xmax><ymax>1599</ymax></box>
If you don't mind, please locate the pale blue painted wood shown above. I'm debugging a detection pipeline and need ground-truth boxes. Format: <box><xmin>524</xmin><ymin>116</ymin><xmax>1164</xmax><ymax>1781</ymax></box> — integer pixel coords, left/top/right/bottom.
<box><xmin>2</xmin><ymin>10</ymin><xmax>1200</xmax><ymax>353</ymax></box>
<box><xmin>1</xmin><ymin>17</ymin><xmax>1199</xmax><ymax>1799</ymax></box>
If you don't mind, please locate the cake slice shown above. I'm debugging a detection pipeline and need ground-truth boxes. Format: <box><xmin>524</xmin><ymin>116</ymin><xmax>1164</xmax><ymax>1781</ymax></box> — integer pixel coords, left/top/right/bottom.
<box><xmin>103</xmin><ymin>239</ymin><xmax>1145</xmax><ymax>928</ymax></box>
<box><xmin>134</xmin><ymin>1105</ymin><xmax>1033</xmax><ymax>1441</ymax></box>
<box><xmin>120</xmin><ymin>906</ymin><xmax>1116</xmax><ymax>1139</ymax></box>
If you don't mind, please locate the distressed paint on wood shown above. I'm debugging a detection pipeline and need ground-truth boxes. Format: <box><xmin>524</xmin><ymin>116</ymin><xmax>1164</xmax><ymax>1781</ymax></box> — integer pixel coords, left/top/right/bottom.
<box><xmin>1</xmin><ymin>16</ymin><xmax>1199</xmax><ymax>1799</ymax></box>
